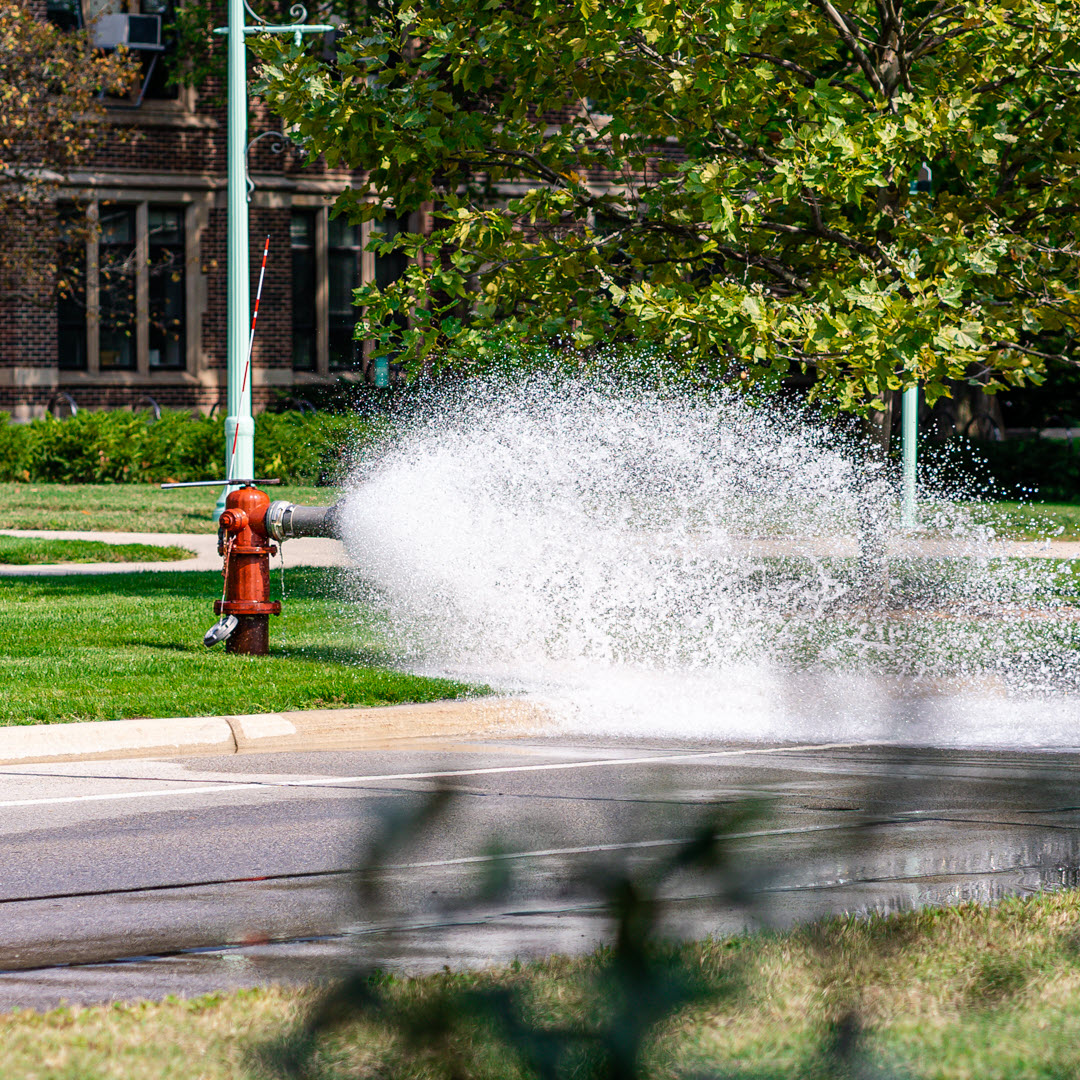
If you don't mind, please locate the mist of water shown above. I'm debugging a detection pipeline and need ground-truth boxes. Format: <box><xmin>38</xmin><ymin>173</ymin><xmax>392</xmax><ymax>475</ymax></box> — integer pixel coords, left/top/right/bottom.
<box><xmin>337</xmin><ymin>380</ymin><xmax>1080</xmax><ymax>747</ymax></box>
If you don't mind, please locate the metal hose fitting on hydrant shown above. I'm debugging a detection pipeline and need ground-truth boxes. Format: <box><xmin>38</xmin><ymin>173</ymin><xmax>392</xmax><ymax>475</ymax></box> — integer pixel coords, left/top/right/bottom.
<box><xmin>264</xmin><ymin>499</ymin><xmax>342</xmax><ymax>543</ymax></box>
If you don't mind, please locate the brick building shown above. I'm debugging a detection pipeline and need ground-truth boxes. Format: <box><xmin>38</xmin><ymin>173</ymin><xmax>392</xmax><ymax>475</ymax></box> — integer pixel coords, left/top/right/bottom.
<box><xmin>1</xmin><ymin>0</ymin><xmax>406</xmax><ymax>420</ymax></box>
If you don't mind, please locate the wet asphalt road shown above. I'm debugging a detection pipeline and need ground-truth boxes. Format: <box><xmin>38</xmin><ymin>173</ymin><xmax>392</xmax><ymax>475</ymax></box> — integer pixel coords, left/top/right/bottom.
<box><xmin>3</xmin><ymin>735</ymin><xmax>1080</xmax><ymax>1011</ymax></box>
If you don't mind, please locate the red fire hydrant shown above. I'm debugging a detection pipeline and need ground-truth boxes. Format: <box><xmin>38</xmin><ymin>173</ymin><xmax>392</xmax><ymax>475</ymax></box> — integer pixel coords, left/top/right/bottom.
<box><xmin>214</xmin><ymin>484</ymin><xmax>281</xmax><ymax>655</ymax></box>
<box><xmin>163</xmin><ymin>477</ymin><xmax>342</xmax><ymax>655</ymax></box>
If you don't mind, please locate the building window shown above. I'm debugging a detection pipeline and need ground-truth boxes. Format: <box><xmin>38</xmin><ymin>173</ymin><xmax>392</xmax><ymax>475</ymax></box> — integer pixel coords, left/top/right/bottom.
<box><xmin>328</xmin><ymin>216</ymin><xmax>362</xmax><ymax>370</ymax></box>
<box><xmin>98</xmin><ymin>205</ymin><xmax>137</xmax><ymax>371</ymax></box>
<box><xmin>290</xmin><ymin>206</ymin><xmax>410</xmax><ymax>379</ymax></box>
<box><xmin>46</xmin><ymin>0</ymin><xmax>81</xmax><ymax>31</ymax></box>
<box><xmin>372</xmin><ymin>214</ymin><xmax>410</xmax><ymax>291</ymax></box>
<box><xmin>370</xmin><ymin>213</ymin><xmax>410</xmax><ymax>356</ymax></box>
<box><xmin>136</xmin><ymin>0</ymin><xmax>179</xmax><ymax>102</ymax></box>
<box><xmin>291</xmin><ymin>212</ymin><xmax>317</xmax><ymax>371</ymax></box>
<box><xmin>66</xmin><ymin>0</ymin><xmax>179</xmax><ymax>105</ymax></box>
<box><xmin>56</xmin><ymin>200</ymin><xmax>189</xmax><ymax>376</ymax></box>
<box><xmin>57</xmin><ymin>208</ymin><xmax>89</xmax><ymax>372</ymax></box>
<box><xmin>148</xmin><ymin>206</ymin><xmax>185</xmax><ymax>368</ymax></box>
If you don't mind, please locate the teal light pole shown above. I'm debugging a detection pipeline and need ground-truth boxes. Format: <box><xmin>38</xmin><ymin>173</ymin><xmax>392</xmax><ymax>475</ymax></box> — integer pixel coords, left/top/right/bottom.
<box><xmin>900</xmin><ymin>163</ymin><xmax>933</xmax><ymax>532</ymax></box>
<box><xmin>213</xmin><ymin>2</ymin><xmax>332</xmax><ymax>518</ymax></box>
<box><xmin>901</xmin><ymin>384</ymin><xmax>918</xmax><ymax>529</ymax></box>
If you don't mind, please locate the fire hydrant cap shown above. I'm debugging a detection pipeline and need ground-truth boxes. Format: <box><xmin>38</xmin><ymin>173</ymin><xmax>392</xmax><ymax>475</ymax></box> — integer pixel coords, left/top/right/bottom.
<box><xmin>219</xmin><ymin>508</ymin><xmax>249</xmax><ymax>532</ymax></box>
<box><xmin>227</xmin><ymin>486</ymin><xmax>273</xmax><ymax>539</ymax></box>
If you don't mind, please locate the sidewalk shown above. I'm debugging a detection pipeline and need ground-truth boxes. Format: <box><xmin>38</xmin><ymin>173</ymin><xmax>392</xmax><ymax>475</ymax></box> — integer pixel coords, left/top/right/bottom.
<box><xmin>4</xmin><ymin>529</ymin><xmax>1080</xmax><ymax>576</ymax></box>
<box><xmin>724</xmin><ymin>536</ymin><xmax>1080</xmax><ymax>560</ymax></box>
<box><xmin>0</xmin><ymin>530</ymin><xmax>348</xmax><ymax>575</ymax></box>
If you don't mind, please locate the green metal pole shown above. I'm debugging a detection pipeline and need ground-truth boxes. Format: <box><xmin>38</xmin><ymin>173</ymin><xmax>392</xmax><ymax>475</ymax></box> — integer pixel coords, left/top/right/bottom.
<box><xmin>209</xmin><ymin>13</ymin><xmax>337</xmax><ymax>519</ymax></box>
<box><xmin>215</xmin><ymin>0</ymin><xmax>253</xmax><ymax>519</ymax></box>
<box><xmin>901</xmin><ymin>383</ymin><xmax>918</xmax><ymax>529</ymax></box>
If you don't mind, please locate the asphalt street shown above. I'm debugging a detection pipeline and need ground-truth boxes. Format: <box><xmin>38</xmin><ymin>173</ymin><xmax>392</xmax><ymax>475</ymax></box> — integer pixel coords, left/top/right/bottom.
<box><xmin>2</xmin><ymin>735</ymin><xmax>1080</xmax><ymax>1011</ymax></box>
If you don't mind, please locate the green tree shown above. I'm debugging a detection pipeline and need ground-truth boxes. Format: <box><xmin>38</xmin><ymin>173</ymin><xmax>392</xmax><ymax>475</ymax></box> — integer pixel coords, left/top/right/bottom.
<box><xmin>0</xmin><ymin>3</ymin><xmax>136</xmax><ymax>301</ymax></box>
<box><xmin>256</xmin><ymin>0</ymin><xmax>1080</xmax><ymax>417</ymax></box>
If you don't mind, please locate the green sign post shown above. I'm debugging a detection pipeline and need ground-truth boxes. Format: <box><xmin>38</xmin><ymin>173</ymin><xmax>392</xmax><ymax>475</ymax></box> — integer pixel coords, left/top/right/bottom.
<box><xmin>213</xmin><ymin>1</ymin><xmax>331</xmax><ymax>518</ymax></box>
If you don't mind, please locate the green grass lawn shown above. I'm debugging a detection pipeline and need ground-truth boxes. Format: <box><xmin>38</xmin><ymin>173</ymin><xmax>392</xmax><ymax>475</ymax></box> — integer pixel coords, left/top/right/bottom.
<box><xmin>0</xmin><ymin>482</ymin><xmax>337</xmax><ymax>533</ymax></box>
<box><xmin>5</xmin><ymin>889</ymin><xmax>1080</xmax><ymax>1079</ymax></box>
<box><xmin>0</xmin><ymin>536</ymin><xmax>195</xmax><ymax>565</ymax></box>
<box><xmin>0</xmin><ymin>568</ymin><xmax>477</xmax><ymax>725</ymax></box>
<box><xmin>968</xmin><ymin>500</ymin><xmax>1080</xmax><ymax>540</ymax></box>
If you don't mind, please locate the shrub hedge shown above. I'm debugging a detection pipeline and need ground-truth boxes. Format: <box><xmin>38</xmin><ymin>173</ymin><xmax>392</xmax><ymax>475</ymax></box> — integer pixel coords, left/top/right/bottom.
<box><xmin>6</xmin><ymin>410</ymin><xmax>1080</xmax><ymax>501</ymax></box>
<box><xmin>0</xmin><ymin>410</ymin><xmax>383</xmax><ymax>485</ymax></box>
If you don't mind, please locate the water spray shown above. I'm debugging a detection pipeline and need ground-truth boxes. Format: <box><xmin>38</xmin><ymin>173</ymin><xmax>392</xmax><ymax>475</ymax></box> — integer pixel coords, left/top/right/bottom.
<box><xmin>333</xmin><ymin>378</ymin><xmax>1080</xmax><ymax>744</ymax></box>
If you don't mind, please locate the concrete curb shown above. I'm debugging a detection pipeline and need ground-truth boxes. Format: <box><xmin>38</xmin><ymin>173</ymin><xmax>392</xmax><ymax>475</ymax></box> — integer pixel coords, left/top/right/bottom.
<box><xmin>0</xmin><ymin>698</ymin><xmax>549</xmax><ymax>766</ymax></box>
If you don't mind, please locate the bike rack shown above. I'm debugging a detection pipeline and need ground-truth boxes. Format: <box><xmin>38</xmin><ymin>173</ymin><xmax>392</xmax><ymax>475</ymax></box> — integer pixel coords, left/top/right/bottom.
<box><xmin>45</xmin><ymin>392</ymin><xmax>79</xmax><ymax>419</ymax></box>
<box><xmin>131</xmin><ymin>395</ymin><xmax>162</xmax><ymax>422</ymax></box>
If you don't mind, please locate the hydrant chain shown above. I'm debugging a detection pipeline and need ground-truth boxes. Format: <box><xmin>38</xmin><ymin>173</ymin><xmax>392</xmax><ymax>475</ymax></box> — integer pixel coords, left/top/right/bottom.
<box><xmin>221</xmin><ymin>533</ymin><xmax>234</xmax><ymax>603</ymax></box>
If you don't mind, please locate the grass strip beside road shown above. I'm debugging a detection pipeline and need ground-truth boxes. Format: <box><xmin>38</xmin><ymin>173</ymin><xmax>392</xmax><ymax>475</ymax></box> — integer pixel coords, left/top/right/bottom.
<box><xmin>0</xmin><ymin>536</ymin><xmax>195</xmax><ymax>565</ymax></box>
<box><xmin>5</xmin><ymin>889</ymin><xmax>1080</xmax><ymax>1079</ymax></box>
<box><xmin>0</xmin><ymin>568</ymin><xmax>479</xmax><ymax>725</ymax></box>
<box><xmin>0</xmin><ymin>483</ymin><xmax>336</xmax><ymax>534</ymax></box>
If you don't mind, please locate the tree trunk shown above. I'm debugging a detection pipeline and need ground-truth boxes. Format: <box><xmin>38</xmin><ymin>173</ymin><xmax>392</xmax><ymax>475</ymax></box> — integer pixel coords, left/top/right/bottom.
<box><xmin>868</xmin><ymin>390</ymin><xmax>898</xmax><ymax>458</ymax></box>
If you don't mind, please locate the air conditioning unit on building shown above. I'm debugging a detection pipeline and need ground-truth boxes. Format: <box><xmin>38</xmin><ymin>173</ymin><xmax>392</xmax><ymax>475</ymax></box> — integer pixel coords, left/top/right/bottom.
<box><xmin>91</xmin><ymin>13</ymin><xmax>164</xmax><ymax>51</ymax></box>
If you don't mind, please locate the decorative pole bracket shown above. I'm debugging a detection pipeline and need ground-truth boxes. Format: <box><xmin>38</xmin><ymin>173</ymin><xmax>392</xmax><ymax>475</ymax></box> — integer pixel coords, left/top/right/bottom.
<box><xmin>213</xmin><ymin>1</ymin><xmax>333</xmax><ymax>46</ymax></box>
<box><xmin>213</xmin><ymin>23</ymin><xmax>335</xmax><ymax>45</ymax></box>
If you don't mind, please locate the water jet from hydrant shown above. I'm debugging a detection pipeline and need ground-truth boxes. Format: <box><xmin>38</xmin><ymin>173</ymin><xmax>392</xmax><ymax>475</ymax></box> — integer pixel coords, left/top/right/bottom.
<box><xmin>333</xmin><ymin>379</ymin><xmax>1080</xmax><ymax>747</ymax></box>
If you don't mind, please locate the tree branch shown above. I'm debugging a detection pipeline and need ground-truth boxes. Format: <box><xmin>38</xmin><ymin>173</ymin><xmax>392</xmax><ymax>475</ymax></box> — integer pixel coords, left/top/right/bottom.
<box><xmin>909</xmin><ymin>2</ymin><xmax>965</xmax><ymax>42</ymax></box>
<box><xmin>807</xmin><ymin>0</ymin><xmax>889</xmax><ymax>98</ymax></box>
<box><xmin>715</xmin><ymin>244</ymin><xmax>811</xmax><ymax>292</ymax></box>
<box><xmin>759</xmin><ymin>218</ymin><xmax>885</xmax><ymax>263</ymax></box>
<box><xmin>739</xmin><ymin>52</ymin><xmax>816</xmax><ymax>87</ymax></box>
<box><xmin>989</xmin><ymin>342</ymin><xmax>1071</xmax><ymax>361</ymax></box>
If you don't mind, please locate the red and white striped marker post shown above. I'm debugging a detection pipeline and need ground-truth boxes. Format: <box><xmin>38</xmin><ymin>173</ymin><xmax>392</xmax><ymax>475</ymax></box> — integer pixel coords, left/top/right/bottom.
<box><xmin>228</xmin><ymin>234</ymin><xmax>270</xmax><ymax>478</ymax></box>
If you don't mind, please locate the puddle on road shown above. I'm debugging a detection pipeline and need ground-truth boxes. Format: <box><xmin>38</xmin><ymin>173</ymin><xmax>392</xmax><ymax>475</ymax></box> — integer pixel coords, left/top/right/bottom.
<box><xmin>4</xmin><ymin>829</ymin><xmax>1080</xmax><ymax>1013</ymax></box>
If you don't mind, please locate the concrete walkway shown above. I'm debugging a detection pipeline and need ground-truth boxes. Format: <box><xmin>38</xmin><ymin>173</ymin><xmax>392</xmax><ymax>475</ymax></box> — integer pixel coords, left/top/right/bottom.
<box><xmin>3</xmin><ymin>528</ymin><xmax>1078</xmax><ymax>576</ymax></box>
<box><xmin>0</xmin><ymin>529</ymin><xmax>349</xmax><ymax>575</ymax></box>
<box><xmin>725</xmin><ymin>535</ymin><xmax>1080</xmax><ymax>560</ymax></box>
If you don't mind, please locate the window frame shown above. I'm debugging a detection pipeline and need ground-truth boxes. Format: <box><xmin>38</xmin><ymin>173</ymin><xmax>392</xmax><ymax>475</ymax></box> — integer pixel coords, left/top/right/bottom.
<box><xmin>290</xmin><ymin>201</ymin><xmax>413</xmax><ymax>383</ymax></box>
<box><xmin>58</xmin><ymin>197</ymin><xmax>197</xmax><ymax>379</ymax></box>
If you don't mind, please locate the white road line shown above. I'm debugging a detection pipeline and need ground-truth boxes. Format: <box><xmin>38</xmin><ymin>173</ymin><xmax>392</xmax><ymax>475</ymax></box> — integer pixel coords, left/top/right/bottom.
<box><xmin>0</xmin><ymin>742</ymin><xmax>873</xmax><ymax>811</ymax></box>
<box><xmin>381</xmin><ymin>821</ymin><xmax>868</xmax><ymax>872</ymax></box>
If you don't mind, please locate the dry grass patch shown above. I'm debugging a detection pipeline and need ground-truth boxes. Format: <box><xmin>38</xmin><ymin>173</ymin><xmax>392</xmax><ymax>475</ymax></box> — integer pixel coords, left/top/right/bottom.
<box><xmin>0</xmin><ymin>987</ymin><xmax>307</xmax><ymax>1080</ymax></box>
<box><xmin>8</xmin><ymin>892</ymin><xmax>1080</xmax><ymax>1079</ymax></box>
